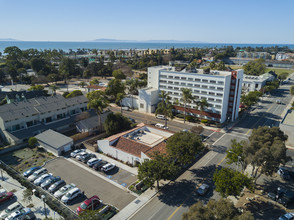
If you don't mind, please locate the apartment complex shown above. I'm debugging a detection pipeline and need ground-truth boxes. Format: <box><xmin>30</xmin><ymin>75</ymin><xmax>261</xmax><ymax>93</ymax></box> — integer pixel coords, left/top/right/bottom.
<box><xmin>0</xmin><ymin>95</ymin><xmax>88</xmax><ymax>145</ymax></box>
<box><xmin>145</xmin><ymin>66</ymin><xmax>243</xmax><ymax>123</ymax></box>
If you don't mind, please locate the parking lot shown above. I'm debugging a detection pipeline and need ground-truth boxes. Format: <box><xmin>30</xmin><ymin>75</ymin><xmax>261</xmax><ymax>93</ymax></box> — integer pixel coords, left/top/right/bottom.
<box><xmin>44</xmin><ymin>157</ymin><xmax>136</xmax><ymax>211</ymax></box>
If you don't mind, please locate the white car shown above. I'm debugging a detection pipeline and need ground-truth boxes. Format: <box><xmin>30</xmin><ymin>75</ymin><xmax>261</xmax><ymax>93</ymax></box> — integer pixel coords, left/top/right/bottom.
<box><xmin>54</xmin><ymin>183</ymin><xmax>76</xmax><ymax>199</ymax></box>
<box><xmin>70</xmin><ymin>149</ymin><xmax>85</xmax><ymax>158</ymax></box>
<box><xmin>87</xmin><ymin>158</ymin><xmax>101</xmax><ymax>167</ymax></box>
<box><xmin>102</xmin><ymin>163</ymin><xmax>116</xmax><ymax>172</ymax></box>
<box><xmin>27</xmin><ymin>168</ymin><xmax>47</xmax><ymax>182</ymax></box>
<box><xmin>5</xmin><ymin>208</ymin><xmax>35</xmax><ymax>220</ymax></box>
<box><xmin>34</xmin><ymin>173</ymin><xmax>51</xmax><ymax>186</ymax></box>
<box><xmin>156</xmin><ymin>114</ymin><xmax>166</xmax><ymax>120</ymax></box>
<box><xmin>61</xmin><ymin>187</ymin><xmax>81</xmax><ymax>204</ymax></box>
<box><xmin>76</xmin><ymin>152</ymin><xmax>88</xmax><ymax>161</ymax></box>
<box><xmin>0</xmin><ymin>203</ymin><xmax>23</xmax><ymax>219</ymax></box>
<box><xmin>155</xmin><ymin>123</ymin><xmax>168</xmax><ymax>130</ymax></box>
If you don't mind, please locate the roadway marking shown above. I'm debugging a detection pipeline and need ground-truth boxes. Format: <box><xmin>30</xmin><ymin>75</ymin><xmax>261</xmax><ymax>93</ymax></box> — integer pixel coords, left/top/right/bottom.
<box><xmin>226</xmin><ymin>132</ymin><xmax>249</xmax><ymax>139</ymax></box>
<box><xmin>245</xmin><ymin>104</ymin><xmax>275</xmax><ymax>135</ymax></box>
<box><xmin>212</xmin><ymin>133</ymin><xmax>226</xmax><ymax>146</ymax></box>
<box><xmin>203</xmin><ymin>130</ymin><xmax>216</xmax><ymax>142</ymax></box>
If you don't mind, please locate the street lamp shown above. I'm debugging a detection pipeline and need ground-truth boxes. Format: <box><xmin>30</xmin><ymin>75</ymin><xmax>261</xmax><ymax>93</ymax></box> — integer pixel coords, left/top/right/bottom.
<box><xmin>41</xmin><ymin>195</ymin><xmax>47</xmax><ymax>219</ymax></box>
<box><xmin>228</xmin><ymin>151</ymin><xmax>242</xmax><ymax>172</ymax></box>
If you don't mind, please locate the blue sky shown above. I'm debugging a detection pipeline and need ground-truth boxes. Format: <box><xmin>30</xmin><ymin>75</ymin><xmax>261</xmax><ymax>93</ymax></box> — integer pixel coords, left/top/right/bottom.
<box><xmin>1</xmin><ymin>0</ymin><xmax>293</xmax><ymax>43</ymax></box>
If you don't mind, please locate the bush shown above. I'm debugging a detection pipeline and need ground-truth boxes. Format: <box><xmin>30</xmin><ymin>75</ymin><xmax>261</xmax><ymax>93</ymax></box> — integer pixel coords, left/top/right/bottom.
<box><xmin>176</xmin><ymin>113</ymin><xmax>185</xmax><ymax>119</ymax></box>
<box><xmin>201</xmin><ymin>119</ymin><xmax>208</xmax><ymax>124</ymax></box>
<box><xmin>104</xmin><ymin>112</ymin><xmax>132</xmax><ymax>136</ymax></box>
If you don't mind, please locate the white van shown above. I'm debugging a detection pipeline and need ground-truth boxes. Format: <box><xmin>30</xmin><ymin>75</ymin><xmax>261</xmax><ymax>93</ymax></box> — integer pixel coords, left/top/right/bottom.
<box><xmin>155</xmin><ymin>123</ymin><xmax>168</xmax><ymax>130</ymax></box>
<box><xmin>0</xmin><ymin>203</ymin><xmax>23</xmax><ymax>219</ymax></box>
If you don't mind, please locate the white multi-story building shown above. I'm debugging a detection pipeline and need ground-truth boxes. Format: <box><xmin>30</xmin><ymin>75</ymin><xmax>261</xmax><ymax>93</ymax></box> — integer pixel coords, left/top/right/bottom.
<box><xmin>242</xmin><ymin>73</ymin><xmax>275</xmax><ymax>93</ymax></box>
<box><xmin>143</xmin><ymin>66</ymin><xmax>243</xmax><ymax>123</ymax></box>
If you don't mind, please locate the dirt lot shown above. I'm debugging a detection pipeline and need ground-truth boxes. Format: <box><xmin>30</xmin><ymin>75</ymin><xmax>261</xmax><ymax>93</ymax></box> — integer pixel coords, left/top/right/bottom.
<box><xmin>0</xmin><ymin>147</ymin><xmax>55</xmax><ymax>172</ymax></box>
<box><xmin>44</xmin><ymin>157</ymin><xmax>136</xmax><ymax>211</ymax></box>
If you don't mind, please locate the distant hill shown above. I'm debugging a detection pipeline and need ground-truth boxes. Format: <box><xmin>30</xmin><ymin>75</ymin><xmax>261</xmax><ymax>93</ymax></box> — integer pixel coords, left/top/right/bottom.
<box><xmin>0</xmin><ymin>38</ymin><xmax>20</xmax><ymax>41</ymax></box>
<box><xmin>89</xmin><ymin>39</ymin><xmax>206</xmax><ymax>43</ymax></box>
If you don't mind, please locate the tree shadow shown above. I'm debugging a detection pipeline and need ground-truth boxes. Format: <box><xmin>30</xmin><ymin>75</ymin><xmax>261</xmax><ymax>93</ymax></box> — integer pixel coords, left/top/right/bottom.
<box><xmin>67</xmin><ymin>194</ymin><xmax>87</xmax><ymax>205</ymax></box>
<box><xmin>210</xmin><ymin>145</ymin><xmax>227</xmax><ymax>154</ymax></box>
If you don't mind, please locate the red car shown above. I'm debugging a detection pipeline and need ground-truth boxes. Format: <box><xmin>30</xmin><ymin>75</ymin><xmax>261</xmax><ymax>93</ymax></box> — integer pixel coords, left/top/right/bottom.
<box><xmin>77</xmin><ymin>195</ymin><xmax>101</xmax><ymax>215</ymax></box>
<box><xmin>0</xmin><ymin>192</ymin><xmax>14</xmax><ymax>203</ymax></box>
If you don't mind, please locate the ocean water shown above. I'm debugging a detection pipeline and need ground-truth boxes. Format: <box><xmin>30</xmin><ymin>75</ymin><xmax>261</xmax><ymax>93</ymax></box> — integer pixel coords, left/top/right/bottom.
<box><xmin>0</xmin><ymin>41</ymin><xmax>294</xmax><ymax>52</ymax></box>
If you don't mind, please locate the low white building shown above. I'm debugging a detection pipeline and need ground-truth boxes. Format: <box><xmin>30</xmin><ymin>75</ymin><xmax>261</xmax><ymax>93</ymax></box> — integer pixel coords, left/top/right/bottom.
<box><xmin>97</xmin><ymin>123</ymin><xmax>174</xmax><ymax>166</ymax></box>
<box><xmin>242</xmin><ymin>73</ymin><xmax>275</xmax><ymax>93</ymax></box>
<box><xmin>35</xmin><ymin>129</ymin><xmax>73</xmax><ymax>156</ymax></box>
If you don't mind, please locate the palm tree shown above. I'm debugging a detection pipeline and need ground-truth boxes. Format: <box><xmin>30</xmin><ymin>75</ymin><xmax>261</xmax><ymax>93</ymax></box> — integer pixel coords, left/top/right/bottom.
<box><xmin>79</xmin><ymin>81</ymin><xmax>87</xmax><ymax>91</ymax></box>
<box><xmin>181</xmin><ymin>88</ymin><xmax>194</xmax><ymax>123</ymax></box>
<box><xmin>49</xmin><ymin>84</ymin><xmax>59</xmax><ymax>96</ymax></box>
<box><xmin>87</xmin><ymin>91</ymin><xmax>109</xmax><ymax>132</ymax></box>
<box><xmin>116</xmin><ymin>92</ymin><xmax>126</xmax><ymax>114</ymax></box>
<box><xmin>127</xmin><ymin>78</ymin><xmax>139</xmax><ymax>109</ymax></box>
<box><xmin>92</xmin><ymin>49</ymin><xmax>98</xmax><ymax>59</ymax></box>
<box><xmin>155</xmin><ymin>91</ymin><xmax>174</xmax><ymax>127</ymax></box>
<box><xmin>196</xmin><ymin>98</ymin><xmax>209</xmax><ymax>119</ymax></box>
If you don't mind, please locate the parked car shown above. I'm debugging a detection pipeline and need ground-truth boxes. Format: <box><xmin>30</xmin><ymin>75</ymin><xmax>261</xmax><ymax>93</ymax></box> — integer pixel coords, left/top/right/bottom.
<box><xmin>278</xmin><ymin>191</ymin><xmax>294</xmax><ymax>207</ymax></box>
<box><xmin>61</xmin><ymin>188</ymin><xmax>82</xmax><ymax>204</ymax></box>
<box><xmin>76</xmin><ymin>195</ymin><xmax>101</xmax><ymax>215</ymax></box>
<box><xmin>48</xmin><ymin>180</ymin><xmax>66</xmax><ymax>194</ymax></box>
<box><xmin>27</xmin><ymin>168</ymin><xmax>47</xmax><ymax>182</ymax></box>
<box><xmin>0</xmin><ymin>203</ymin><xmax>22</xmax><ymax>219</ymax></box>
<box><xmin>93</xmin><ymin>160</ymin><xmax>108</xmax><ymax>171</ymax></box>
<box><xmin>54</xmin><ymin>183</ymin><xmax>76</xmax><ymax>199</ymax></box>
<box><xmin>156</xmin><ymin>114</ymin><xmax>166</xmax><ymax>120</ymax></box>
<box><xmin>267</xmin><ymin>192</ymin><xmax>277</xmax><ymax>201</ymax></box>
<box><xmin>279</xmin><ymin>212</ymin><xmax>294</xmax><ymax>220</ymax></box>
<box><xmin>34</xmin><ymin>173</ymin><xmax>52</xmax><ymax>186</ymax></box>
<box><xmin>0</xmin><ymin>192</ymin><xmax>14</xmax><ymax>204</ymax></box>
<box><xmin>197</xmin><ymin>184</ymin><xmax>210</xmax><ymax>196</ymax></box>
<box><xmin>23</xmin><ymin>166</ymin><xmax>41</xmax><ymax>177</ymax></box>
<box><xmin>76</xmin><ymin>152</ymin><xmax>88</xmax><ymax>161</ymax></box>
<box><xmin>101</xmin><ymin>163</ymin><xmax>116</xmax><ymax>172</ymax></box>
<box><xmin>87</xmin><ymin>158</ymin><xmax>102</xmax><ymax>167</ymax></box>
<box><xmin>278</xmin><ymin>167</ymin><xmax>291</xmax><ymax>180</ymax></box>
<box><xmin>5</xmin><ymin>208</ymin><xmax>35</xmax><ymax>220</ymax></box>
<box><xmin>81</xmin><ymin>153</ymin><xmax>97</xmax><ymax>163</ymax></box>
<box><xmin>276</xmin><ymin>99</ymin><xmax>282</xmax><ymax>104</ymax></box>
<box><xmin>70</xmin><ymin>149</ymin><xmax>85</xmax><ymax>158</ymax></box>
<box><xmin>41</xmin><ymin>176</ymin><xmax>61</xmax><ymax>189</ymax></box>
<box><xmin>122</xmin><ymin>106</ymin><xmax>130</xmax><ymax>111</ymax></box>
<box><xmin>155</xmin><ymin>123</ymin><xmax>168</xmax><ymax>130</ymax></box>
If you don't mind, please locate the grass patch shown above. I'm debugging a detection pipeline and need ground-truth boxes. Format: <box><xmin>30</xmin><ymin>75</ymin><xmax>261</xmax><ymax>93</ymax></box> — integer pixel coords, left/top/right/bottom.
<box><xmin>0</xmin><ymin>147</ymin><xmax>55</xmax><ymax>172</ymax></box>
<box><xmin>265</xmin><ymin>68</ymin><xmax>293</xmax><ymax>76</ymax></box>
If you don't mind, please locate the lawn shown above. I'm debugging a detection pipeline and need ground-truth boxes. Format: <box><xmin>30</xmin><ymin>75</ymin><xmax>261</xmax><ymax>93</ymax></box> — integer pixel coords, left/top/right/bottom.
<box><xmin>0</xmin><ymin>147</ymin><xmax>55</xmax><ymax>172</ymax></box>
<box><xmin>226</xmin><ymin>65</ymin><xmax>293</xmax><ymax>76</ymax></box>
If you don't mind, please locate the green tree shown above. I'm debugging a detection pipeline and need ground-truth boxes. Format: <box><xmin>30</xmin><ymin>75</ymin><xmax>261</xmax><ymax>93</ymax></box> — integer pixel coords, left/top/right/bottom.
<box><xmin>66</xmin><ymin>90</ymin><xmax>83</xmax><ymax>98</ymax></box>
<box><xmin>4</xmin><ymin>46</ymin><xmax>22</xmax><ymax>60</ymax></box>
<box><xmin>182</xmin><ymin>198</ymin><xmax>253</xmax><ymax>220</ymax></box>
<box><xmin>28</xmin><ymin>137</ymin><xmax>38</xmax><ymax>148</ymax></box>
<box><xmin>104</xmin><ymin>112</ymin><xmax>132</xmax><ymax>135</ymax></box>
<box><xmin>59</xmin><ymin>57</ymin><xmax>78</xmax><ymax>84</ymax></box>
<box><xmin>240</xmin><ymin>91</ymin><xmax>261</xmax><ymax>107</ymax></box>
<box><xmin>28</xmin><ymin>85</ymin><xmax>45</xmax><ymax>91</ymax></box>
<box><xmin>105</xmin><ymin>79</ymin><xmax>125</xmax><ymax>100</ymax></box>
<box><xmin>92</xmin><ymin>49</ymin><xmax>98</xmax><ymax>59</ymax></box>
<box><xmin>290</xmin><ymin>85</ymin><xmax>294</xmax><ymax>95</ymax></box>
<box><xmin>87</xmin><ymin>91</ymin><xmax>109</xmax><ymax>131</ymax></box>
<box><xmin>22</xmin><ymin>189</ymin><xmax>33</xmax><ymax>204</ymax></box>
<box><xmin>278</xmin><ymin>72</ymin><xmax>289</xmax><ymax>81</ymax></box>
<box><xmin>181</xmin><ymin>88</ymin><xmax>194</xmax><ymax>123</ymax></box>
<box><xmin>196</xmin><ymin>99</ymin><xmax>209</xmax><ymax>119</ymax></box>
<box><xmin>112</xmin><ymin>69</ymin><xmax>126</xmax><ymax>79</ymax></box>
<box><xmin>30</xmin><ymin>58</ymin><xmax>46</xmax><ymax>73</ymax></box>
<box><xmin>90</xmin><ymin>78</ymin><xmax>100</xmax><ymax>85</ymax></box>
<box><xmin>226</xmin><ymin>139</ymin><xmax>247</xmax><ymax>172</ymax></box>
<box><xmin>79</xmin><ymin>210</ymin><xmax>102</xmax><ymax>220</ymax></box>
<box><xmin>244</xmin><ymin>126</ymin><xmax>290</xmax><ymax>181</ymax></box>
<box><xmin>79</xmin><ymin>81</ymin><xmax>87</xmax><ymax>91</ymax></box>
<box><xmin>217</xmin><ymin>61</ymin><xmax>226</xmax><ymax>70</ymax></box>
<box><xmin>138</xmin><ymin>152</ymin><xmax>178</xmax><ymax>189</ymax></box>
<box><xmin>213</xmin><ymin>168</ymin><xmax>254</xmax><ymax>198</ymax></box>
<box><xmin>49</xmin><ymin>84</ymin><xmax>59</xmax><ymax>96</ymax></box>
<box><xmin>155</xmin><ymin>91</ymin><xmax>174</xmax><ymax>127</ymax></box>
<box><xmin>243</xmin><ymin>58</ymin><xmax>266</xmax><ymax>76</ymax></box>
<box><xmin>166</xmin><ymin>131</ymin><xmax>204</xmax><ymax>165</ymax></box>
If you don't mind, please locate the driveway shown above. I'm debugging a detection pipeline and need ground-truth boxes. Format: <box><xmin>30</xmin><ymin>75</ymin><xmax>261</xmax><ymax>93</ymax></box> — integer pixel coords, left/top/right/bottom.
<box><xmin>44</xmin><ymin>158</ymin><xmax>136</xmax><ymax>211</ymax></box>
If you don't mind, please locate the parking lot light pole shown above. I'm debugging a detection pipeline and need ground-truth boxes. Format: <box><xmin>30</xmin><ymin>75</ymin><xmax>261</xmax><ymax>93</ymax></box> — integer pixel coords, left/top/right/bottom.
<box><xmin>41</xmin><ymin>195</ymin><xmax>47</xmax><ymax>219</ymax></box>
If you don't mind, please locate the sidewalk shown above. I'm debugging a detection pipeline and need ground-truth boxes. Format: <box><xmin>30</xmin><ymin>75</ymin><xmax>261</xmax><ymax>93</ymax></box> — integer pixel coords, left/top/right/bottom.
<box><xmin>112</xmin><ymin>180</ymin><xmax>169</xmax><ymax>220</ymax></box>
<box><xmin>0</xmin><ymin>171</ymin><xmax>62</xmax><ymax>220</ymax></box>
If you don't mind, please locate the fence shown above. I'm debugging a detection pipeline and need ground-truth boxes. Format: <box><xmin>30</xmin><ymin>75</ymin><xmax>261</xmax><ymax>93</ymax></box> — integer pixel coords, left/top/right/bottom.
<box><xmin>0</xmin><ymin>160</ymin><xmax>78</xmax><ymax>220</ymax></box>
